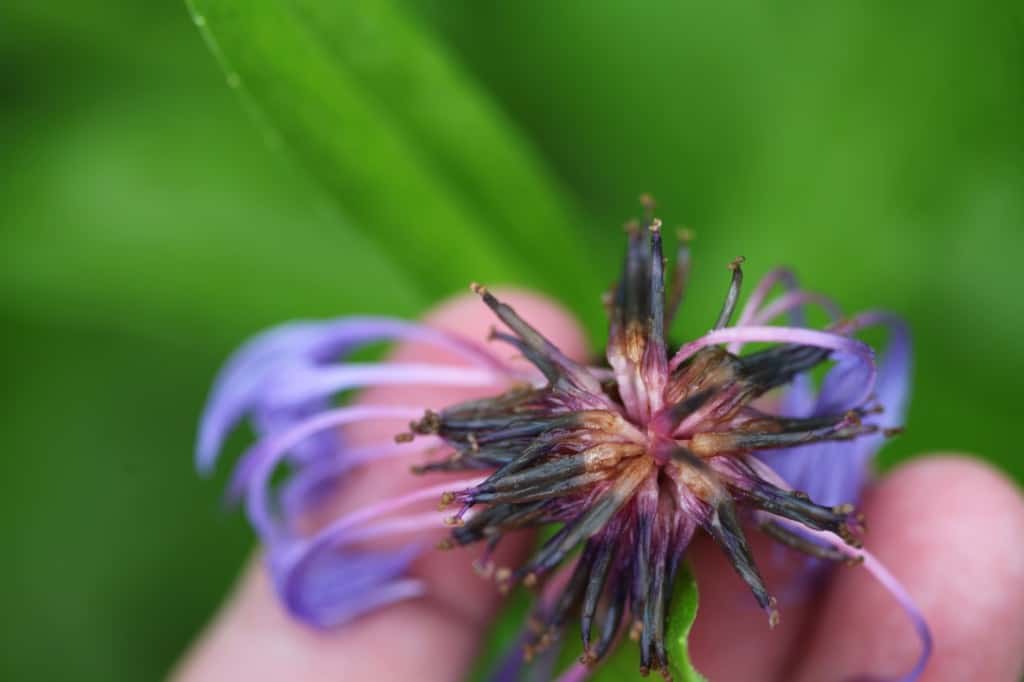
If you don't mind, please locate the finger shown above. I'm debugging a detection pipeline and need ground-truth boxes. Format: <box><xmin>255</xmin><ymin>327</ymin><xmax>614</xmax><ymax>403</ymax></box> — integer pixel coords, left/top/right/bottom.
<box><xmin>173</xmin><ymin>289</ymin><xmax>590</xmax><ymax>682</ymax></box>
<box><xmin>687</xmin><ymin>526</ymin><xmax>821</xmax><ymax>681</ymax></box>
<box><xmin>794</xmin><ymin>455</ymin><xmax>1024</xmax><ymax>682</ymax></box>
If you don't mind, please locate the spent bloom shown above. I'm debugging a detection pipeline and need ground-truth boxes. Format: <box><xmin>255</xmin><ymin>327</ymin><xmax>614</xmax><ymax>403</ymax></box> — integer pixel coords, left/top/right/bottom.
<box><xmin>197</xmin><ymin>207</ymin><xmax>929</xmax><ymax>680</ymax></box>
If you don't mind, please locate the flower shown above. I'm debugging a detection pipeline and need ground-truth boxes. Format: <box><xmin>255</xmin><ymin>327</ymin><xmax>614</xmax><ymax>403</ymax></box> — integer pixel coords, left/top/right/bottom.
<box><xmin>197</xmin><ymin>206</ymin><xmax>930</xmax><ymax>681</ymax></box>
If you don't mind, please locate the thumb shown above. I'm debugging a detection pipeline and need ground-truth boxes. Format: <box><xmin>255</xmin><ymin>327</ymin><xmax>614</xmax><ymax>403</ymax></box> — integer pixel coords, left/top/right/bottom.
<box><xmin>173</xmin><ymin>289</ymin><xmax>590</xmax><ymax>682</ymax></box>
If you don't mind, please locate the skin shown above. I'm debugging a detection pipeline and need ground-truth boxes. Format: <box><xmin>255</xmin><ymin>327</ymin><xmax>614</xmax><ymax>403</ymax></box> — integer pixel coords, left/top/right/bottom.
<box><xmin>174</xmin><ymin>291</ymin><xmax>1024</xmax><ymax>682</ymax></box>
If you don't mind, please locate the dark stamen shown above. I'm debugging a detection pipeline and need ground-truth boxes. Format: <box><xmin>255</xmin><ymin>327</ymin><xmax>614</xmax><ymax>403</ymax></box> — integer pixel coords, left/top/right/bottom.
<box><xmin>665</xmin><ymin>228</ymin><xmax>693</xmax><ymax>328</ymax></box>
<box><xmin>706</xmin><ymin>493</ymin><xmax>778</xmax><ymax>624</ymax></box>
<box><xmin>645</xmin><ymin>220</ymin><xmax>668</xmax><ymax>374</ymax></box>
<box><xmin>592</xmin><ymin>567</ymin><xmax>629</xmax><ymax>662</ymax></box>
<box><xmin>466</xmin><ymin>469</ymin><xmax>609</xmax><ymax>506</ymax></box>
<box><xmin>472</xmin><ymin>283</ymin><xmax>600</xmax><ymax>393</ymax></box>
<box><xmin>515</xmin><ymin>460</ymin><xmax>651</xmax><ymax>585</ymax></box>
<box><xmin>735</xmin><ymin>480</ymin><xmax>861</xmax><ymax>545</ymax></box>
<box><xmin>738</xmin><ymin>343</ymin><xmax>832</xmax><ymax>392</ymax></box>
<box><xmin>713</xmin><ymin>257</ymin><xmax>745</xmax><ymax>330</ymax></box>
<box><xmin>690</xmin><ymin>413</ymin><xmax>879</xmax><ymax>456</ymax></box>
<box><xmin>580</xmin><ymin>521</ymin><xmax>620</xmax><ymax>653</ymax></box>
<box><xmin>758</xmin><ymin>520</ymin><xmax>848</xmax><ymax>562</ymax></box>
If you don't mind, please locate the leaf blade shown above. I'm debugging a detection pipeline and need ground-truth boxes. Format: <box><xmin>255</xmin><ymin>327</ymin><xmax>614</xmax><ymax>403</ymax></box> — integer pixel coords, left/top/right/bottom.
<box><xmin>186</xmin><ymin>0</ymin><xmax>601</xmax><ymax>306</ymax></box>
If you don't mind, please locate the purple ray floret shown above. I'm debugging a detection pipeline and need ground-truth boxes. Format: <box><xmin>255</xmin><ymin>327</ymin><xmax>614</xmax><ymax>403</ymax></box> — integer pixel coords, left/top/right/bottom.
<box><xmin>197</xmin><ymin>203</ymin><xmax>928</xmax><ymax>681</ymax></box>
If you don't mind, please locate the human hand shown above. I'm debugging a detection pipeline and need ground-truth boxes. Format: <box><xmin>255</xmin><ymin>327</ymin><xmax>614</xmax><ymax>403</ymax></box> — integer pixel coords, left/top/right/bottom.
<box><xmin>173</xmin><ymin>291</ymin><xmax>1024</xmax><ymax>682</ymax></box>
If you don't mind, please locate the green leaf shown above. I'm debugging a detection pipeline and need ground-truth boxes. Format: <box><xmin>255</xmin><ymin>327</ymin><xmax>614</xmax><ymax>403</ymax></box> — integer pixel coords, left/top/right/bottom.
<box><xmin>471</xmin><ymin>564</ymin><xmax>704</xmax><ymax>682</ymax></box>
<box><xmin>587</xmin><ymin>564</ymin><xmax>705</xmax><ymax>682</ymax></box>
<box><xmin>185</xmin><ymin>0</ymin><xmax>600</xmax><ymax>307</ymax></box>
<box><xmin>664</xmin><ymin>565</ymin><xmax>706</xmax><ymax>682</ymax></box>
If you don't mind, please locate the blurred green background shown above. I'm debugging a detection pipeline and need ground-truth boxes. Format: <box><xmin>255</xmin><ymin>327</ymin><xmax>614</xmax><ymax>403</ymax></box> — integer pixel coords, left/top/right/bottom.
<box><xmin>3</xmin><ymin>2</ymin><xmax>1022</xmax><ymax>680</ymax></box>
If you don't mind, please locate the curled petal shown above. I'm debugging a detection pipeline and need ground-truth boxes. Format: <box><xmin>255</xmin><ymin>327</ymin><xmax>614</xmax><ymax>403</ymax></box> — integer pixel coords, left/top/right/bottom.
<box><xmin>733</xmin><ymin>267</ymin><xmax>802</xmax><ymax>329</ymax></box>
<box><xmin>748</xmin><ymin>461</ymin><xmax>931</xmax><ymax>682</ymax></box>
<box><xmin>197</xmin><ymin>322</ymin><xmax>324</xmax><ymax>473</ymax></box>
<box><xmin>196</xmin><ymin>317</ymin><xmax>507</xmax><ymax>474</ymax></box>
<box><xmin>554</xmin><ymin>662</ymin><xmax>592</xmax><ymax>682</ymax></box>
<box><xmin>749</xmin><ymin>291</ymin><xmax>842</xmax><ymax>327</ymax></box>
<box><xmin>262</xmin><ymin>363</ymin><xmax>507</xmax><ymax>409</ymax></box>
<box><xmin>771</xmin><ymin>517</ymin><xmax>932</xmax><ymax>682</ymax></box>
<box><xmin>269</xmin><ymin>538</ymin><xmax>424</xmax><ymax>628</ymax></box>
<box><xmin>670</xmin><ymin>326</ymin><xmax>877</xmax><ymax>409</ymax></box>
<box><xmin>265</xmin><ymin>474</ymin><xmax>485</xmax><ymax>628</ymax></box>
<box><xmin>846</xmin><ymin>312</ymin><xmax>912</xmax><ymax>427</ymax></box>
<box><xmin>242</xmin><ymin>406</ymin><xmax>428</xmax><ymax>540</ymax></box>
<box><xmin>276</xmin><ymin>439</ymin><xmax>441</xmax><ymax>523</ymax></box>
<box><xmin>761</xmin><ymin>313</ymin><xmax>910</xmax><ymax>504</ymax></box>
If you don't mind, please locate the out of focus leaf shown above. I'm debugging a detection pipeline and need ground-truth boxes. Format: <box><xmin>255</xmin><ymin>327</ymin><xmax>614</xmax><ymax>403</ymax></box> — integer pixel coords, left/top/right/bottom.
<box><xmin>186</xmin><ymin>0</ymin><xmax>600</xmax><ymax>306</ymax></box>
<box><xmin>471</xmin><ymin>565</ymin><xmax>703</xmax><ymax>682</ymax></box>
<box><xmin>665</xmin><ymin>566</ymin><xmax>705</xmax><ymax>682</ymax></box>
<box><xmin>587</xmin><ymin>565</ymin><xmax>704</xmax><ymax>682</ymax></box>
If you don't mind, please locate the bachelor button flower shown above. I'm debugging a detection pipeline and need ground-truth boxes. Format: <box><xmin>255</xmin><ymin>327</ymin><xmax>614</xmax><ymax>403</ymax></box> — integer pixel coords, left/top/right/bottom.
<box><xmin>198</xmin><ymin>204</ymin><xmax>930</xmax><ymax>681</ymax></box>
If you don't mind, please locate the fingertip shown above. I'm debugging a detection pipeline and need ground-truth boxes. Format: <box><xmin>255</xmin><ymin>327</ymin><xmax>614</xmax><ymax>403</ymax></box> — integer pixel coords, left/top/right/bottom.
<box><xmin>796</xmin><ymin>454</ymin><xmax>1024</xmax><ymax>681</ymax></box>
<box><xmin>425</xmin><ymin>287</ymin><xmax>590</xmax><ymax>364</ymax></box>
<box><xmin>176</xmin><ymin>288</ymin><xmax>589</xmax><ymax>681</ymax></box>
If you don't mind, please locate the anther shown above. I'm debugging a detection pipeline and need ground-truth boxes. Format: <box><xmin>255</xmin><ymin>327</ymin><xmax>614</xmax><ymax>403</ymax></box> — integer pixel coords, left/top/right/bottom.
<box><xmin>438</xmin><ymin>492</ymin><xmax>455</xmax><ymax>510</ymax></box>
<box><xmin>714</xmin><ymin>256</ymin><xmax>746</xmax><ymax>329</ymax></box>
<box><xmin>629</xmin><ymin>620</ymin><xmax>644</xmax><ymax>641</ymax></box>
<box><xmin>472</xmin><ymin>559</ymin><xmax>495</xmax><ymax>578</ymax></box>
<box><xmin>639</xmin><ymin>192</ymin><xmax>656</xmax><ymax>212</ymax></box>
<box><xmin>495</xmin><ymin>567</ymin><xmax>512</xmax><ymax>593</ymax></box>
<box><xmin>845</xmin><ymin>554</ymin><xmax>865</xmax><ymax>567</ymax></box>
<box><xmin>435</xmin><ymin>538</ymin><xmax>454</xmax><ymax>551</ymax></box>
<box><xmin>394</xmin><ymin>431</ymin><xmax>414</xmax><ymax>443</ymax></box>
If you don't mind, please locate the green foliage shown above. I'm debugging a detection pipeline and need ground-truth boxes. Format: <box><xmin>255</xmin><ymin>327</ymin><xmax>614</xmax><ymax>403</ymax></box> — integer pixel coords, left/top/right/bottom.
<box><xmin>589</xmin><ymin>566</ymin><xmax>705</xmax><ymax>682</ymax></box>
<box><xmin>186</xmin><ymin>0</ymin><xmax>600</xmax><ymax>309</ymax></box>
<box><xmin>2</xmin><ymin>2</ymin><xmax>1023</xmax><ymax>681</ymax></box>
<box><xmin>471</xmin><ymin>566</ymin><xmax>703</xmax><ymax>682</ymax></box>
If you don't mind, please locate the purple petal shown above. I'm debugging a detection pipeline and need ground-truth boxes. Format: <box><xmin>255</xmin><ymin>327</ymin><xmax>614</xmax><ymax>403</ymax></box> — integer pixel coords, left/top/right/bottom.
<box><xmin>856</xmin><ymin>549</ymin><xmax>932</xmax><ymax>682</ymax></box>
<box><xmin>734</xmin><ymin>267</ymin><xmax>802</xmax><ymax>328</ymax></box>
<box><xmin>262</xmin><ymin>475</ymin><xmax>486</xmax><ymax>627</ymax></box>
<box><xmin>197</xmin><ymin>323</ymin><xmax>324</xmax><ymax>474</ymax></box>
<box><xmin>746</xmin><ymin>461</ymin><xmax>931</xmax><ymax>682</ymax></box>
<box><xmin>277</xmin><ymin>438</ymin><xmax>441</xmax><ymax>523</ymax></box>
<box><xmin>262</xmin><ymin>362</ymin><xmax>505</xmax><ymax>409</ymax></box>
<box><xmin>670</xmin><ymin>326</ymin><xmax>878</xmax><ymax>409</ymax></box>
<box><xmin>760</xmin><ymin>313</ymin><xmax>910</xmax><ymax>504</ymax></box>
<box><xmin>848</xmin><ymin>312</ymin><xmax>912</xmax><ymax>428</ymax></box>
<box><xmin>269</xmin><ymin>537</ymin><xmax>425</xmax><ymax>628</ymax></box>
<box><xmin>749</xmin><ymin>290</ymin><xmax>842</xmax><ymax>327</ymax></box>
<box><xmin>554</xmin><ymin>663</ymin><xmax>592</xmax><ymax>682</ymax></box>
<box><xmin>196</xmin><ymin>317</ymin><xmax>506</xmax><ymax>474</ymax></box>
<box><xmin>240</xmin><ymin>405</ymin><xmax>427</xmax><ymax>540</ymax></box>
